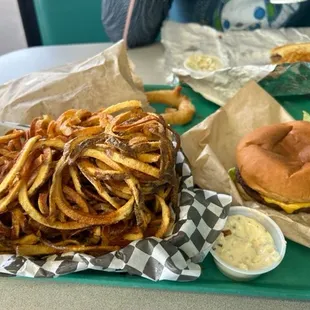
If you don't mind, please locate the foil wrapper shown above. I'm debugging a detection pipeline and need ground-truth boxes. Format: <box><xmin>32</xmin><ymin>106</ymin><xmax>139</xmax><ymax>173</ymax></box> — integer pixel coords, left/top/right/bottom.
<box><xmin>161</xmin><ymin>21</ymin><xmax>310</xmax><ymax>106</ymax></box>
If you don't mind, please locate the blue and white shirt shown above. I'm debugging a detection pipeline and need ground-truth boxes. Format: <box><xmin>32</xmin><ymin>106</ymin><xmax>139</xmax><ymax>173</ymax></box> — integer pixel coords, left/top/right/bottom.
<box><xmin>101</xmin><ymin>0</ymin><xmax>310</xmax><ymax>47</ymax></box>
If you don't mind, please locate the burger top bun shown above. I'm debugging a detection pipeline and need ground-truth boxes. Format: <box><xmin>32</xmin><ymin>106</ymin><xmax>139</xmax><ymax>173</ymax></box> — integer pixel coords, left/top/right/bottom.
<box><xmin>236</xmin><ymin>121</ymin><xmax>310</xmax><ymax>203</ymax></box>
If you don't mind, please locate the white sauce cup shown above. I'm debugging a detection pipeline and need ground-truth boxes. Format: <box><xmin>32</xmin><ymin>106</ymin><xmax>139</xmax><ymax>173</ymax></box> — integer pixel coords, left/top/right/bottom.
<box><xmin>210</xmin><ymin>206</ymin><xmax>287</xmax><ymax>282</ymax></box>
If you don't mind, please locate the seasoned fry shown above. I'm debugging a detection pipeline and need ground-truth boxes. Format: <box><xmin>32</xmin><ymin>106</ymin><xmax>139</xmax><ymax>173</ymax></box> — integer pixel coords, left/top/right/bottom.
<box><xmin>109</xmin><ymin>150</ymin><xmax>160</xmax><ymax>178</ymax></box>
<box><xmin>0</xmin><ymin>180</ymin><xmax>23</xmax><ymax>214</ymax></box>
<box><xmin>19</xmin><ymin>181</ymin><xmax>89</xmax><ymax>230</ymax></box>
<box><xmin>154</xmin><ymin>195</ymin><xmax>171</xmax><ymax>238</ymax></box>
<box><xmin>11</xmin><ymin>234</ymin><xmax>39</xmax><ymax>245</ymax></box>
<box><xmin>38</xmin><ymin>192</ymin><xmax>49</xmax><ymax>215</ymax></box>
<box><xmin>0</xmin><ymin>149</ymin><xmax>18</xmax><ymax>159</ymax></box>
<box><xmin>63</xmin><ymin>186</ymin><xmax>89</xmax><ymax>213</ymax></box>
<box><xmin>11</xmin><ymin>208</ymin><xmax>25</xmax><ymax>239</ymax></box>
<box><xmin>123</xmin><ymin>226</ymin><xmax>143</xmax><ymax>241</ymax></box>
<box><xmin>52</xmin><ymin>167</ymin><xmax>135</xmax><ymax>225</ymax></box>
<box><xmin>77</xmin><ymin>158</ymin><xmax>126</xmax><ymax>182</ymax></box>
<box><xmin>137</xmin><ymin>153</ymin><xmax>160</xmax><ymax>163</ymax></box>
<box><xmin>77</xmin><ymin>161</ymin><xmax>121</xmax><ymax>209</ymax></box>
<box><xmin>101</xmin><ymin>100</ymin><xmax>142</xmax><ymax>114</ymax></box>
<box><xmin>0</xmin><ymin>99</ymin><xmax>180</xmax><ymax>257</ymax></box>
<box><xmin>28</xmin><ymin>148</ymin><xmax>53</xmax><ymax>196</ymax></box>
<box><xmin>69</xmin><ymin>165</ymin><xmax>85</xmax><ymax>198</ymax></box>
<box><xmin>0</xmin><ymin>136</ymin><xmax>40</xmax><ymax>195</ymax></box>
<box><xmin>0</xmin><ymin>130</ymin><xmax>24</xmax><ymax>144</ymax></box>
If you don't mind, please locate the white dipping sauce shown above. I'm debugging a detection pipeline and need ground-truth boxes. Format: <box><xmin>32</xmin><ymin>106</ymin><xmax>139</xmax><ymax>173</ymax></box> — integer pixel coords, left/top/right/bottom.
<box><xmin>185</xmin><ymin>54</ymin><xmax>222</xmax><ymax>71</ymax></box>
<box><xmin>213</xmin><ymin>215</ymin><xmax>280</xmax><ymax>271</ymax></box>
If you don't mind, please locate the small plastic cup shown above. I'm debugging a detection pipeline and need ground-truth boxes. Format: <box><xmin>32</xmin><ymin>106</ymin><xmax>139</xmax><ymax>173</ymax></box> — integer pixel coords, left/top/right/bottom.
<box><xmin>210</xmin><ymin>206</ymin><xmax>287</xmax><ymax>282</ymax></box>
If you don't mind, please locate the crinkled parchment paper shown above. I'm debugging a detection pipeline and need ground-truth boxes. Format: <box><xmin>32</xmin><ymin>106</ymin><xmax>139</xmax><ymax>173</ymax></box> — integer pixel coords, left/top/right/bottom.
<box><xmin>181</xmin><ymin>81</ymin><xmax>310</xmax><ymax>247</ymax></box>
<box><xmin>162</xmin><ymin>21</ymin><xmax>310</xmax><ymax>106</ymax></box>
<box><xmin>0</xmin><ymin>41</ymin><xmax>150</xmax><ymax>124</ymax></box>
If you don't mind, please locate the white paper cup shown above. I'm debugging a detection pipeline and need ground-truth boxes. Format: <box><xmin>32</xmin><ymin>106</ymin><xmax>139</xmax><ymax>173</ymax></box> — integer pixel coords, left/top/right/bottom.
<box><xmin>210</xmin><ymin>206</ymin><xmax>287</xmax><ymax>282</ymax></box>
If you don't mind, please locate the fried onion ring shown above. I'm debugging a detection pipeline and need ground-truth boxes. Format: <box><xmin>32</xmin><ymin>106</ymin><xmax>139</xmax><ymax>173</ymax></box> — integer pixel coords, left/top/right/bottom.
<box><xmin>146</xmin><ymin>86</ymin><xmax>195</xmax><ymax>125</ymax></box>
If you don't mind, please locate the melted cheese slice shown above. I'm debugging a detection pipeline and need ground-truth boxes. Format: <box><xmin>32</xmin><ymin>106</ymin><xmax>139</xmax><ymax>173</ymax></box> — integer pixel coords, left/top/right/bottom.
<box><xmin>262</xmin><ymin>195</ymin><xmax>310</xmax><ymax>214</ymax></box>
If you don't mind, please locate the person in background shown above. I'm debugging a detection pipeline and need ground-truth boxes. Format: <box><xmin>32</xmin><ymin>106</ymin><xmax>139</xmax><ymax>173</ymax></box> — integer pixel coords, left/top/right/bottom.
<box><xmin>101</xmin><ymin>0</ymin><xmax>310</xmax><ymax>48</ymax></box>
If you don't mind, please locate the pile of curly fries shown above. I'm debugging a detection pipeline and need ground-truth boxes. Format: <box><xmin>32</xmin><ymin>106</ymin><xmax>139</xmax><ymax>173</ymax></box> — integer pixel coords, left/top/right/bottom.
<box><xmin>0</xmin><ymin>100</ymin><xmax>180</xmax><ymax>256</ymax></box>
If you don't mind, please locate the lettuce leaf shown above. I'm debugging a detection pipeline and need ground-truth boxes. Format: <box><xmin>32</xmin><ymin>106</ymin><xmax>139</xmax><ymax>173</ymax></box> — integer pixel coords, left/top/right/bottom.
<box><xmin>228</xmin><ymin>167</ymin><xmax>236</xmax><ymax>182</ymax></box>
<box><xmin>303</xmin><ymin>111</ymin><xmax>310</xmax><ymax>122</ymax></box>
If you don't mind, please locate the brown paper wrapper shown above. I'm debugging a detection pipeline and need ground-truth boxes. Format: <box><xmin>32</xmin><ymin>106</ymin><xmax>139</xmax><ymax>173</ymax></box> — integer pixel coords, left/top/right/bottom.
<box><xmin>181</xmin><ymin>80</ymin><xmax>310</xmax><ymax>247</ymax></box>
<box><xmin>0</xmin><ymin>41</ymin><xmax>150</xmax><ymax>124</ymax></box>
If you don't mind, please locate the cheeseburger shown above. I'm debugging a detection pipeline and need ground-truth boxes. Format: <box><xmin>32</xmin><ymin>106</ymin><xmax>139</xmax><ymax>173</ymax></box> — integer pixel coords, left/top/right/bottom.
<box><xmin>233</xmin><ymin>121</ymin><xmax>310</xmax><ymax>214</ymax></box>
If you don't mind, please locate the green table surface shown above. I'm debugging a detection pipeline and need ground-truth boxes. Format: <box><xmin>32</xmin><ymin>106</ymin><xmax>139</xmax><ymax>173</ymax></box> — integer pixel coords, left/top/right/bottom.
<box><xmin>19</xmin><ymin>85</ymin><xmax>310</xmax><ymax>300</ymax></box>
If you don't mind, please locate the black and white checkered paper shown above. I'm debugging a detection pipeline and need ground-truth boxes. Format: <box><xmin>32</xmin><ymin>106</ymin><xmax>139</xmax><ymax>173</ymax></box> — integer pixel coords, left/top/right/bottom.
<box><xmin>0</xmin><ymin>150</ymin><xmax>232</xmax><ymax>281</ymax></box>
